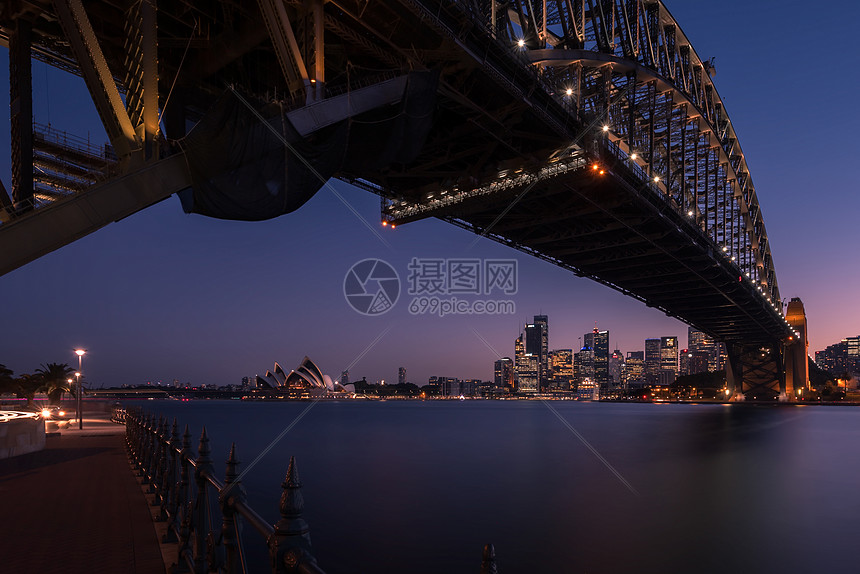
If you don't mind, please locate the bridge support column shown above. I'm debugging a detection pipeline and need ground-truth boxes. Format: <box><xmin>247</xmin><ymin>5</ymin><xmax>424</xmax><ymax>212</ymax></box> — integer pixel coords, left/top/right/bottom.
<box><xmin>725</xmin><ymin>342</ymin><xmax>787</xmax><ymax>401</ymax></box>
<box><xmin>784</xmin><ymin>297</ymin><xmax>810</xmax><ymax>399</ymax></box>
<box><xmin>725</xmin><ymin>343</ymin><xmax>744</xmax><ymax>401</ymax></box>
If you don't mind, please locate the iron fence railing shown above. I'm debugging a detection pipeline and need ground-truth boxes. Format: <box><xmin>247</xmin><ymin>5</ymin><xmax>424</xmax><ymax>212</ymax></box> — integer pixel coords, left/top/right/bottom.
<box><xmin>125</xmin><ymin>407</ymin><xmax>500</xmax><ymax>573</ymax></box>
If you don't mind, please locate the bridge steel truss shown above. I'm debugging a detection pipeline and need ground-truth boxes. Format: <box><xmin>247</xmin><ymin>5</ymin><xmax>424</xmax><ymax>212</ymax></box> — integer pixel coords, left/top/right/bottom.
<box><xmin>0</xmin><ymin>0</ymin><xmax>802</xmax><ymax>398</ymax></box>
<box><xmin>370</xmin><ymin>0</ymin><xmax>800</xmax><ymax>398</ymax></box>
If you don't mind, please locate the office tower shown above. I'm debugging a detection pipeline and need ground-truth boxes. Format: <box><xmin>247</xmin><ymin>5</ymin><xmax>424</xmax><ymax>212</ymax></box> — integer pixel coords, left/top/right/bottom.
<box><xmin>644</xmin><ymin>338</ymin><xmax>661</xmax><ymax>383</ymax></box>
<box><xmin>549</xmin><ymin>349</ymin><xmax>573</xmax><ymax>391</ymax></box>
<box><xmin>525</xmin><ymin>315</ymin><xmax>549</xmax><ymax>391</ymax></box>
<box><xmin>574</xmin><ymin>344</ymin><xmax>594</xmax><ymax>385</ymax></box>
<box><xmin>660</xmin><ymin>336</ymin><xmax>679</xmax><ymax>382</ymax></box>
<box><xmin>680</xmin><ymin>349</ymin><xmax>710</xmax><ymax>376</ymax></box>
<box><xmin>514</xmin><ymin>333</ymin><xmax>525</xmax><ymax>389</ymax></box>
<box><xmin>624</xmin><ymin>351</ymin><xmax>645</xmax><ymax>388</ymax></box>
<box><xmin>609</xmin><ymin>349</ymin><xmax>624</xmax><ymax>394</ymax></box>
<box><xmin>688</xmin><ymin>327</ymin><xmax>722</xmax><ymax>372</ymax></box>
<box><xmin>398</xmin><ymin>367</ymin><xmax>407</xmax><ymax>385</ymax></box>
<box><xmin>583</xmin><ymin>326</ymin><xmax>609</xmax><ymax>393</ymax></box>
<box><xmin>518</xmin><ymin>354</ymin><xmax>539</xmax><ymax>393</ymax></box>
<box><xmin>340</xmin><ymin>370</ymin><xmax>349</xmax><ymax>385</ymax></box>
<box><xmin>494</xmin><ymin>357</ymin><xmax>515</xmax><ymax>390</ymax></box>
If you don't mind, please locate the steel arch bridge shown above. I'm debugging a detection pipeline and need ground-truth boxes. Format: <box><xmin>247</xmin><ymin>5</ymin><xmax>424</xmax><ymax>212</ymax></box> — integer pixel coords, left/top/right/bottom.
<box><xmin>0</xmin><ymin>0</ymin><xmax>806</xmax><ymax>398</ymax></box>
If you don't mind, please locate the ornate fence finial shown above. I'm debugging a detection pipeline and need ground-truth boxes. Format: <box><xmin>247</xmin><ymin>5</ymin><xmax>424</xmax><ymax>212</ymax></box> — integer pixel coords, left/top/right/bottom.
<box><xmin>480</xmin><ymin>543</ymin><xmax>498</xmax><ymax>574</ymax></box>
<box><xmin>225</xmin><ymin>443</ymin><xmax>239</xmax><ymax>485</ymax></box>
<box><xmin>198</xmin><ymin>426</ymin><xmax>211</xmax><ymax>464</ymax></box>
<box><xmin>182</xmin><ymin>423</ymin><xmax>192</xmax><ymax>452</ymax></box>
<box><xmin>272</xmin><ymin>456</ymin><xmax>319</xmax><ymax>573</ymax></box>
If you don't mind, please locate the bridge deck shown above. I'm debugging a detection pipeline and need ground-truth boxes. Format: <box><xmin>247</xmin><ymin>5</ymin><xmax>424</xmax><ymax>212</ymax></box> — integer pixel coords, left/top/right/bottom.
<box><xmin>0</xmin><ymin>416</ymin><xmax>164</xmax><ymax>574</ymax></box>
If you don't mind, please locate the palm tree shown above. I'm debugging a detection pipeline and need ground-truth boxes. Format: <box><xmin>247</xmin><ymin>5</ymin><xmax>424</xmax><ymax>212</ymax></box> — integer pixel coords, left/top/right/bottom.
<box><xmin>36</xmin><ymin>363</ymin><xmax>75</xmax><ymax>405</ymax></box>
<box><xmin>14</xmin><ymin>373</ymin><xmax>44</xmax><ymax>407</ymax></box>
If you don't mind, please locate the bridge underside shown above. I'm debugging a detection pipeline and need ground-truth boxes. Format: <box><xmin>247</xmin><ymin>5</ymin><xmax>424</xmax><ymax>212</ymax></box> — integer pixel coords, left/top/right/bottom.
<box><xmin>0</xmin><ymin>0</ymin><xmax>799</xmax><ymax>398</ymax></box>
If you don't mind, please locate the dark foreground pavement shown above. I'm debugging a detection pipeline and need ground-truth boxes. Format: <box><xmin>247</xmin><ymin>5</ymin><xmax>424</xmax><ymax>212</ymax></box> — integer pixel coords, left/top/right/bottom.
<box><xmin>0</xmin><ymin>416</ymin><xmax>164</xmax><ymax>574</ymax></box>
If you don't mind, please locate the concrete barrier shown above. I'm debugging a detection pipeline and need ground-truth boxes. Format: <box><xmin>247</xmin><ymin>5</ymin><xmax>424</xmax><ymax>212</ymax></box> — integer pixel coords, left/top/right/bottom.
<box><xmin>0</xmin><ymin>412</ymin><xmax>46</xmax><ymax>459</ymax></box>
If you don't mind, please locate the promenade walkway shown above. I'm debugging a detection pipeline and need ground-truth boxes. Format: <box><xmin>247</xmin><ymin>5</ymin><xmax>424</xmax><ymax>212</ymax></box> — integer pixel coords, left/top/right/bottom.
<box><xmin>0</xmin><ymin>414</ymin><xmax>164</xmax><ymax>574</ymax></box>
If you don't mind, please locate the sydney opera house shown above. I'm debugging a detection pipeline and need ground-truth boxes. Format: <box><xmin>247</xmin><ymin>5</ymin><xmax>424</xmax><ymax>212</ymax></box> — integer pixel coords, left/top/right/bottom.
<box><xmin>254</xmin><ymin>357</ymin><xmax>351</xmax><ymax>396</ymax></box>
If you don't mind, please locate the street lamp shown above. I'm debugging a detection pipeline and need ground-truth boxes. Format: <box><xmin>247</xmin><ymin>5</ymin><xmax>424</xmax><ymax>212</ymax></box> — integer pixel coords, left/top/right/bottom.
<box><xmin>74</xmin><ymin>349</ymin><xmax>86</xmax><ymax>429</ymax></box>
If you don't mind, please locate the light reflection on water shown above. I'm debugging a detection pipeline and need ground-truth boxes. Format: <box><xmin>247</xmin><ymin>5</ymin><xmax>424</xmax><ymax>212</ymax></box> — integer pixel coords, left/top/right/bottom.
<box><xmin>128</xmin><ymin>400</ymin><xmax>860</xmax><ymax>574</ymax></box>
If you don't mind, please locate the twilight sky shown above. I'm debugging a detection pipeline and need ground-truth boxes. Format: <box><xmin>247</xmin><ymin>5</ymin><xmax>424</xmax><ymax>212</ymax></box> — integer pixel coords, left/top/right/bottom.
<box><xmin>1</xmin><ymin>0</ymin><xmax>858</xmax><ymax>387</ymax></box>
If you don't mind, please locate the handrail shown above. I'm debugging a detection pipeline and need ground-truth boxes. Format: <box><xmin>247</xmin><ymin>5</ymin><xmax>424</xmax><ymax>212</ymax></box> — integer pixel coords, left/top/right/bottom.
<box><xmin>124</xmin><ymin>407</ymin><xmax>327</xmax><ymax>574</ymax></box>
<box><xmin>124</xmin><ymin>406</ymin><xmax>499</xmax><ymax>573</ymax></box>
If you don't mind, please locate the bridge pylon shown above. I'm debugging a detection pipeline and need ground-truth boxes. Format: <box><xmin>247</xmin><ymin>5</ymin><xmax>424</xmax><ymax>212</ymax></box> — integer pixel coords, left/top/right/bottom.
<box><xmin>725</xmin><ymin>297</ymin><xmax>809</xmax><ymax>401</ymax></box>
<box><xmin>784</xmin><ymin>298</ymin><xmax>810</xmax><ymax>399</ymax></box>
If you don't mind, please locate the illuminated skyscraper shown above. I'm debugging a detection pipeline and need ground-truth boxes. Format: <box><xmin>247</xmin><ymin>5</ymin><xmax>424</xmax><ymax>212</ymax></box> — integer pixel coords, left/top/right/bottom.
<box><xmin>660</xmin><ymin>336</ymin><xmax>679</xmax><ymax>382</ymax></box>
<box><xmin>494</xmin><ymin>357</ymin><xmax>515</xmax><ymax>390</ymax></box>
<box><xmin>584</xmin><ymin>326</ymin><xmax>609</xmax><ymax>394</ymax></box>
<box><xmin>574</xmin><ymin>345</ymin><xmax>594</xmax><ymax>385</ymax></box>
<box><xmin>624</xmin><ymin>351</ymin><xmax>645</xmax><ymax>388</ymax></box>
<box><xmin>688</xmin><ymin>327</ymin><xmax>723</xmax><ymax>371</ymax></box>
<box><xmin>340</xmin><ymin>370</ymin><xmax>349</xmax><ymax>385</ymax></box>
<box><xmin>525</xmin><ymin>315</ymin><xmax>549</xmax><ymax>391</ymax></box>
<box><xmin>549</xmin><ymin>349</ymin><xmax>573</xmax><ymax>391</ymax></box>
<box><xmin>644</xmin><ymin>338</ymin><xmax>661</xmax><ymax>383</ymax></box>
<box><xmin>609</xmin><ymin>349</ymin><xmax>624</xmax><ymax>393</ymax></box>
<box><xmin>514</xmin><ymin>333</ymin><xmax>525</xmax><ymax>390</ymax></box>
<box><xmin>398</xmin><ymin>367</ymin><xmax>407</xmax><ymax>385</ymax></box>
<box><xmin>518</xmin><ymin>354</ymin><xmax>539</xmax><ymax>393</ymax></box>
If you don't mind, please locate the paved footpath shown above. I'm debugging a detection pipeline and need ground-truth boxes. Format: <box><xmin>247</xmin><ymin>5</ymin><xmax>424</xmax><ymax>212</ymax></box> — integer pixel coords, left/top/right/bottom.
<box><xmin>0</xmin><ymin>414</ymin><xmax>165</xmax><ymax>574</ymax></box>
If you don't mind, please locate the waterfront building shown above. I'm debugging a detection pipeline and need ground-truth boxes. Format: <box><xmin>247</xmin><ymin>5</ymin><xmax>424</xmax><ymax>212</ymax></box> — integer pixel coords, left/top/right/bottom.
<box><xmin>680</xmin><ymin>349</ymin><xmax>710</xmax><ymax>376</ymax></box>
<box><xmin>549</xmin><ymin>349</ymin><xmax>574</xmax><ymax>391</ymax></box>
<box><xmin>816</xmin><ymin>336</ymin><xmax>860</xmax><ymax>375</ymax></box>
<box><xmin>660</xmin><ymin>336</ymin><xmax>679</xmax><ymax>382</ymax></box>
<box><xmin>398</xmin><ymin>367</ymin><xmax>407</xmax><ymax>385</ymax></box>
<box><xmin>688</xmin><ymin>327</ymin><xmax>724</xmax><ymax>371</ymax></box>
<box><xmin>577</xmin><ymin>378</ymin><xmax>598</xmax><ymax>400</ymax></box>
<box><xmin>609</xmin><ymin>349</ymin><xmax>624</xmax><ymax>394</ymax></box>
<box><xmin>494</xmin><ymin>357</ymin><xmax>515</xmax><ymax>391</ymax></box>
<box><xmin>574</xmin><ymin>345</ymin><xmax>595</xmax><ymax>387</ymax></box>
<box><xmin>525</xmin><ymin>315</ymin><xmax>549</xmax><ymax>391</ymax></box>
<box><xmin>514</xmin><ymin>334</ymin><xmax>525</xmax><ymax>390</ymax></box>
<box><xmin>517</xmin><ymin>354</ymin><xmax>539</xmax><ymax>393</ymax></box>
<box><xmin>644</xmin><ymin>338</ymin><xmax>661</xmax><ymax>384</ymax></box>
<box><xmin>583</xmin><ymin>326</ymin><xmax>609</xmax><ymax>394</ymax></box>
<box><xmin>624</xmin><ymin>351</ymin><xmax>645</xmax><ymax>388</ymax></box>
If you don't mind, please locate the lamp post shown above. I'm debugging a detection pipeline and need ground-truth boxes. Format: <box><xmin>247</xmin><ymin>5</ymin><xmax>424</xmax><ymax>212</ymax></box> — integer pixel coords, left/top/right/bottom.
<box><xmin>74</xmin><ymin>349</ymin><xmax>86</xmax><ymax>429</ymax></box>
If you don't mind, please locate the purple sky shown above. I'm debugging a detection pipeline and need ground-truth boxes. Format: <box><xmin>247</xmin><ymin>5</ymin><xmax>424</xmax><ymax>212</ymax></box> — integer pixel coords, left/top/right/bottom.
<box><xmin>1</xmin><ymin>1</ymin><xmax>858</xmax><ymax>387</ymax></box>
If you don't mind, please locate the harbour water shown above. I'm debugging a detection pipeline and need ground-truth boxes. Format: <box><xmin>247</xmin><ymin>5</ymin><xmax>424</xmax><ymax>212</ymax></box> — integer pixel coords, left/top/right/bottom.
<box><xmin>128</xmin><ymin>400</ymin><xmax>860</xmax><ymax>573</ymax></box>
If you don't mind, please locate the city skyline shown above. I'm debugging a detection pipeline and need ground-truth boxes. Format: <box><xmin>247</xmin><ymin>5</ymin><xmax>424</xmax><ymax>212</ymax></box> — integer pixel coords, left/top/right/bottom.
<box><xmin>1</xmin><ymin>1</ymin><xmax>859</xmax><ymax>387</ymax></box>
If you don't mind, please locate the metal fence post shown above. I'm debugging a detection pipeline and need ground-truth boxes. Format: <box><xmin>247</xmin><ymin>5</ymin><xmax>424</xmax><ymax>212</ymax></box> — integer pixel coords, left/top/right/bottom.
<box><xmin>271</xmin><ymin>456</ymin><xmax>320</xmax><ymax>573</ymax></box>
<box><xmin>221</xmin><ymin>443</ymin><xmax>245</xmax><ymax>574</ymax></box>
<box><xmin>164</xmin><ymin>418</ymin><xmax>180</xmax><ymax>541</ymax></box>
<box><xmin>194</xmin><ymin>427</ymin><xmax>212</xmax><ymax>574</ymax></box>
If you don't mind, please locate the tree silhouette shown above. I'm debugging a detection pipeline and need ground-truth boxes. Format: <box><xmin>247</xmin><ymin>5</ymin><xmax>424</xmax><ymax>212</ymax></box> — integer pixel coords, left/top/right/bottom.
<box><xmin>36</xmin><ymin>363</ymin><xmax>75</xmax><ymax>405</ymax></box>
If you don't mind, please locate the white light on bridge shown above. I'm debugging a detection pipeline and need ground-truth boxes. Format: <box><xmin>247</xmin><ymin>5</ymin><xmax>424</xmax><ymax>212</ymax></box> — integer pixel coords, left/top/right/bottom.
<box><xmin>731</xmin><ymin>256</ymin><xmax>736</xmax><ymax>261</ymax></box>
<box><xmin>630</xmin><ymin>153</ymin><xmax>638</xmax><ymax>160</ymax></box>
<box><xmin>722</xmin><ymin>246</ymin><xmax>728</xmax><ymax>252</ymax></box>
<box><xmin>687</xmin><ymin>210</ymin><xmax>694</xmax><ymax>216</ymax></box>
<box><xmin>517</xmin><ymin>38</ymin><xmax>525</xmax><ymax>48</ymax></box>
<box><xmin>653</xmin><ymin>176</ymin><xmax>660</xmax><ymax>182</ymax></box>
<box><xmin>602</xmin><ymin>125</ymin><xmax>610</xmax><ymax>132</ymax></box>
<box><xmin>565</xmin><ymin>88</ymin><xmax>573</xmax><ymax>96</ymax></box>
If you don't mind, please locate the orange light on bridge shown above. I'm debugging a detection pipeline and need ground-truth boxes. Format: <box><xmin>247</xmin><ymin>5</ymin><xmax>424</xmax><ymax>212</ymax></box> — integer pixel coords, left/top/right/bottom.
<box><xmin>381</xmin><ymin>221</ymin><xmax>388</xmax><ymax>226</ymax></box>
<box><xmin>390</xmin><ymin>224</ymin><xmax>396</xmax><ymax>229</ymax></box>
<box><xmin>592</xmin><ymin>164</ymin><xmax>599</xmax><ymax>171</ymax></box>
<box><xmin>599</xmin><ymin>170</ymin><xmax>605</xmax><ymax>175</ymax></box>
